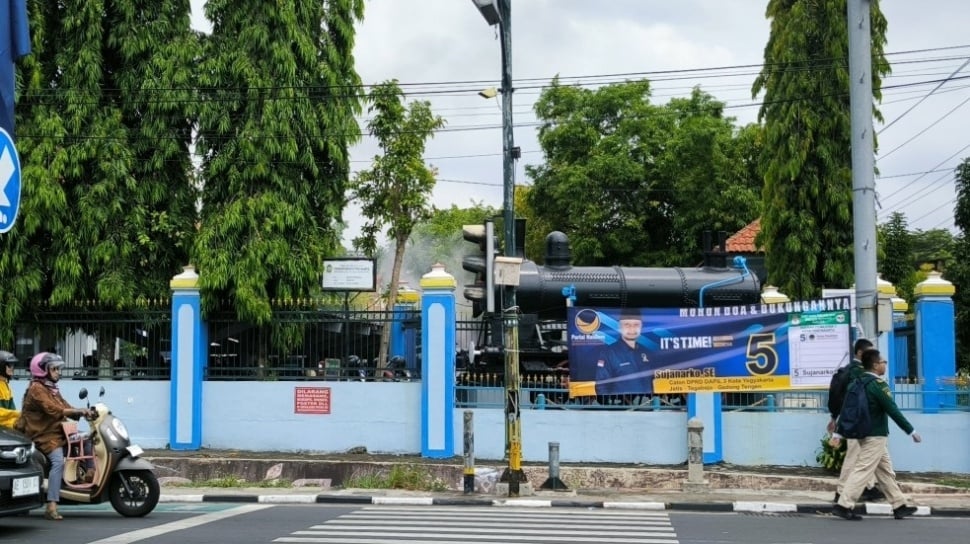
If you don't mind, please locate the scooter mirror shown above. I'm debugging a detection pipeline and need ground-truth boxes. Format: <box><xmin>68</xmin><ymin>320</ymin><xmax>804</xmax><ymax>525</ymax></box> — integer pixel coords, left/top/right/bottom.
<box><xmin>79</xmin><ymin>388</ymin><xmax>88</xmax><ymax>400</ymax></box>
<box><xmin>99</xmin><ymin>386</ymin><xmax>106</xmax><ymax>398</ymax></box>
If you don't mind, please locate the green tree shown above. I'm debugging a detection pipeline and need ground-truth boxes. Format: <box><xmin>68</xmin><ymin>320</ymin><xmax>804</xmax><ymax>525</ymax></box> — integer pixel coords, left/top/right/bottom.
<box><xmin>193</xmin><ymin>0</ymin><xmax>364</xmax><ymax>323</ymax></box>
<box><xmin>909</xmin><ymin>228</ymin><xmax>955</xmax><ymax>268</ymax></box>
<box><xmin>526</xmin><ymin>80</ymin><xmax>761</xmax><ymax>267</ymax></box>
<box><xmin>752</xmin><ymin>0</ymin><xmax>889</xmax><ymax>299</ymax></box>
<box><xmin>352</xmin><ymin>80</ymin><xmax>445</xmax><ymax>363</ymax></box>
<box><xmin>0</xmin><ymin>1</ymin><xmax>199</xmax><ymax>343</ymax></box>
<box><xmin>401</xmin><ymin>203</ymin><xmax>498</xmax><ymax>317</ymax></box>
<box><xmin>405</xmin><ymin>202</ymin><xmax>498</xmax><ymax>280</ymax></box>
<box><xmin>951</xmin><ymin>158</ymin><xmax>970</xmax><ymax>370</ymax></box>
<box><xmin>878</xmin><ymin>212</ymin><xmax>914</xmax><ymax>299</ymax></box>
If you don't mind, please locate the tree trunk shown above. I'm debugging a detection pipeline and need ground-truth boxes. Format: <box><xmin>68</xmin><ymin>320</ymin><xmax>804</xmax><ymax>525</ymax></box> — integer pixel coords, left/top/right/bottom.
<box><xmin>377</xmin><ymin>236</ymin><xmax>408</xmax><ymax>368</ymax></box>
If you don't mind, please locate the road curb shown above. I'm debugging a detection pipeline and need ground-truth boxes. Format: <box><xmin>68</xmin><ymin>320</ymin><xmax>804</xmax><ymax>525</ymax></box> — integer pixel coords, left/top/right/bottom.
<box><xmin>158</xmin><ymin>493</ymin><xmax>968</xmax><ymax>517</ymax></box>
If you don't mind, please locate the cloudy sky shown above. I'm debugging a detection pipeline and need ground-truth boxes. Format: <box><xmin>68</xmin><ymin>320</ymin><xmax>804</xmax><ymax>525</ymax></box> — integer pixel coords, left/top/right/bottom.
<box><xmin>193</xmin><ymin>1</ymin><xmax>970</xmax><ymax>243</ymax></box>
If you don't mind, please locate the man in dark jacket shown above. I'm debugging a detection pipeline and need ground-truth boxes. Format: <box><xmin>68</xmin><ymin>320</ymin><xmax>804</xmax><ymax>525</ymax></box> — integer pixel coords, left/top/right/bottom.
<box><xmin>828</xmin><ymin>338</ymin><xmax>883</xmax><ymax>502</ymax></box>
<box><xmin>594</xmin><ymin>309</ymin><xmax>651</xmax><ymax>395</ymax></box>
<box><xmin>832</xmin><ymin>349</ymin><xmax>921</xmax><ymax>521</ymax></box>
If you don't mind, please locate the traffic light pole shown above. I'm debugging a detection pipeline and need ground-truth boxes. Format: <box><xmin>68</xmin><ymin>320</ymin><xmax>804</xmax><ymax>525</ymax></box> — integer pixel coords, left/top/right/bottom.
<box><xmin>496</xmin><ymin>0</ymin><xmax>526</xmax><ymax>496</ymax></box>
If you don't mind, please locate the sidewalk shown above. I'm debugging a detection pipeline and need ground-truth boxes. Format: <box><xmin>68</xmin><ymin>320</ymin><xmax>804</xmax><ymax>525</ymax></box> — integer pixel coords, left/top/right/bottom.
<box><xmin>145</xmin><ymin>450</ymin><xmax>970</xmax><ymax>518</ymax></box>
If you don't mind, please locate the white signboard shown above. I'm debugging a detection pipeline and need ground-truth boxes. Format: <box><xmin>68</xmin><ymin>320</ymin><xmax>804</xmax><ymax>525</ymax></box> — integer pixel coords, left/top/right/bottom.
<box><xmin>322</xmin><ymin>258</ymin><xmax>376</xmax><ymax>291</ymax></box>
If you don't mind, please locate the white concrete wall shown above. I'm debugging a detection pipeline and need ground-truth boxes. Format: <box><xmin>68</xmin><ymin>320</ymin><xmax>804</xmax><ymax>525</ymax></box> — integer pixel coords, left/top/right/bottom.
<box><xmin>19</xmin><ymin>380</ymin><xmax>968</xmax><ymax>473</ymax></box>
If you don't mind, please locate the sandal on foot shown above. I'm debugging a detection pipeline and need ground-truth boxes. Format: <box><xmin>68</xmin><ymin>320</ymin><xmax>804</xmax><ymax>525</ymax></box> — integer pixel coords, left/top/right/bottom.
<box><xmin>44</xmin><ymin>510</ymin><xmax>63</xmax><ymax>521</ymax></box>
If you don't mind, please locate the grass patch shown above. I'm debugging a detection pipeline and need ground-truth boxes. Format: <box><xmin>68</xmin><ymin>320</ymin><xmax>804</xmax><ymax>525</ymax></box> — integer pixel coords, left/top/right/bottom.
<box><xmin>936</xmin><ymin>477</ymin><xmax>970</xmax><ymax>489</ymax></box>
<box><xmin>174</xmin><ymin>475</ymin><xmax>293</xmax><ymax>488</ymax></box>
<box><xmin>344</xmin><ymin>464</ymin><xmax>448</xmax><ymax>492</ymax></box>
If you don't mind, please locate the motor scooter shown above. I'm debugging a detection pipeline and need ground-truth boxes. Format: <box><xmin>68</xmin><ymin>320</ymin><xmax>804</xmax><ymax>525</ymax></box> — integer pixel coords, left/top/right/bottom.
<box><xmin>380</xmin><ymin>355</ymin><xmax>412</xmax><ymax>381</ymax></box>
<box><xmin>32</xmin><ymin>387</ymin><xmax>160</xmax><ymax>517</ymax></box>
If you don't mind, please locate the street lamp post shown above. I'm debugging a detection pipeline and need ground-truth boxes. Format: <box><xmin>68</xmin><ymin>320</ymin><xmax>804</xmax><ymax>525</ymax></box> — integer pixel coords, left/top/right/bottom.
<box><xmin>471</xmin><ymin>0</ymin><xmax>527</xmax><ymax>496</ymax></box>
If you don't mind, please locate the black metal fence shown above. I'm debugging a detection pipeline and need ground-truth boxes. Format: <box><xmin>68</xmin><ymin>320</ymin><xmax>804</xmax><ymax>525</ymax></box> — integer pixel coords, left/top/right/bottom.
<box><xmin>14</xmin><ymin>302</ymin><xmax>419</xmax><ymax>381</ymax></box>
<box><xmin>13</xmin><ymin>301</ymin><xmax>172</xmax><ymax>380</ymax></box>
<box><xmin>205</xmin><ymin>305</ymin><xmax>410</xmax><ymax>380</ymax></box>
<box><xmin>14</xmin><ymin>304</ymin><xmax>969</xmax><ymax>412</ymax></box>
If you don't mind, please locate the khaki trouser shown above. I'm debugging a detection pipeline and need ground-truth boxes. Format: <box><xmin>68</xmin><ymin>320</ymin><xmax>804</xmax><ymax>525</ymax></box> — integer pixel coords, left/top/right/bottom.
<box><xmin>838</xmin><ymin>436</ymin><xmax>908</xmax><ymax>509</ymax></box>
<box><xmin>836</xmin><ymin>438</ymin><xmax>877</xmax><ymax>493</ymax></box>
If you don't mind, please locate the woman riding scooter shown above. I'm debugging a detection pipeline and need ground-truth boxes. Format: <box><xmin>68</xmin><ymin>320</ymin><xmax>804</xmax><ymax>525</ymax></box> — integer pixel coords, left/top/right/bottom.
<box><xmin>15</xmin><ymin>352</ymin><xmax>95</xmax><ymax>521</ymax></box>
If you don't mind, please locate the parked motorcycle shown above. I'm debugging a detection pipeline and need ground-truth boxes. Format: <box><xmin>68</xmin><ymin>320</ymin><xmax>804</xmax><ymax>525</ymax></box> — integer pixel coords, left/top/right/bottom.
<box><xmin>380</xmin><ymin>355</ymin><xmax>412</xmax><ymax>382</ymax></box>
<box><xmin>32</xmin><ymin>387</ymin><xmax>160</xmax><ymax>517</ymax></box>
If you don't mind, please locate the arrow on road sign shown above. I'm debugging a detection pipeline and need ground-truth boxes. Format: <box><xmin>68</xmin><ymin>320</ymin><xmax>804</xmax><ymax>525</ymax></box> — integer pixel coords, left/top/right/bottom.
<box><xmin>0</xmin><ymin>127</ymin><xmax>22</xmax><ymax>234</ymax></box>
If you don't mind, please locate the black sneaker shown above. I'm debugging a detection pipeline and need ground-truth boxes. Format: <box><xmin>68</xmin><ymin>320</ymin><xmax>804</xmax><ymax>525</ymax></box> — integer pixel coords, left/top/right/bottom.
<box><xmin>861</xmin><ymin>486</ymin><xmax>886</xmax><ymax>502</ymax></box>
<box><xmin>893</xmin><ymin>505</ymin><xmax>917</xmax><ymax>519</ymax></box>
<box><xmin>832</xmin><ymin>504</ymin><xmax>863</xmax><ymax>521</ymax></box>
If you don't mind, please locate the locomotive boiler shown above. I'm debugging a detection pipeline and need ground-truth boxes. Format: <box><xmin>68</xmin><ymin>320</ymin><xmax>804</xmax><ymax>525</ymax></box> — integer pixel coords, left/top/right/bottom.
<box><xmin>459</xmin><ymin>230</ymin><xmax>763</xmax><ymax>381</ymax></box>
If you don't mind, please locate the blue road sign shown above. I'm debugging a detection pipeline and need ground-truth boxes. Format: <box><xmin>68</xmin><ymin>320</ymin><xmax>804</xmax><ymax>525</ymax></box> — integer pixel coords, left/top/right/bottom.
<box><xmin>0</xmin><ymin>127</ymin><xmax>21</xmax><ymax>234</ymax></box>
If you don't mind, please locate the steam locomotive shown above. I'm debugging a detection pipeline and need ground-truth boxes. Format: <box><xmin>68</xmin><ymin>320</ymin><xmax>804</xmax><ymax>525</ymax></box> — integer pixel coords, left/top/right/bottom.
<box><xmin>459</xmin><ymin>230</ymin><xmax>764</xmax><ymax>382</ymax></box>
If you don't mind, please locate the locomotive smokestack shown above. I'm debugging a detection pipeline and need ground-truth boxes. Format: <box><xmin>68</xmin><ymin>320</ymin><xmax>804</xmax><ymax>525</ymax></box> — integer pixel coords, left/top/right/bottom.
<box><xmin>544</xmin><ymin>231</ymin><xmax>571</xmax><ymax>269</ymax></box>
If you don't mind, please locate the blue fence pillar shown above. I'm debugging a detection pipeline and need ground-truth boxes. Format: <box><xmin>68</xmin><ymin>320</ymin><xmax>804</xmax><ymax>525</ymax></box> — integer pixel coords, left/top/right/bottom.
<box><xmin>390</xmin><ymin>285</ymin><xmax>420</xmax><ymax>371</ymax></box>
<box><xmin>892</xmin><ymin>296</ymin><xmax>910</xmax><ymax>388</ymax></box>
<box><xmin>913</xmin><ymin>271</ymin><xmax>956</xmax><ymax>413</ymax></box>
<box><xmin>169</xmin><ymin>265</ymin><xmax>206</xmax><ymax>450</ymax></box>
<box><xmin>419</xmin><ymin>264</ymin><xmax>456</xmax><ymax>458</ymax></box>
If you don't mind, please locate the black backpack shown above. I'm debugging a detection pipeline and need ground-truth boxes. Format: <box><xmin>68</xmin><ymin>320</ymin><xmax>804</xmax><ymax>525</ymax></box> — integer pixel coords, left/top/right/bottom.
<box><xmin>827</xmin><ymin>365</ymin><xmax>852</xmax><ymax>416</ymax></box>
<box><xmin>837</xmin><ymin>375</ymin><xmax>876</xmax><ymax>439</ymax></box>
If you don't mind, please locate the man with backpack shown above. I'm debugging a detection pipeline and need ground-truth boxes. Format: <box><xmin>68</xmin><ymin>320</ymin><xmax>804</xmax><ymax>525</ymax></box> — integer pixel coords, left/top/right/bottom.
<box><xmin>831</xmin><ymin>348</ymin><xmax>921</xmax><ymax>521</ymax></box>
<box><xmin>827</xmin><ymin>338</ymin><xmax>884</xmax><ymax>503</ymax></box>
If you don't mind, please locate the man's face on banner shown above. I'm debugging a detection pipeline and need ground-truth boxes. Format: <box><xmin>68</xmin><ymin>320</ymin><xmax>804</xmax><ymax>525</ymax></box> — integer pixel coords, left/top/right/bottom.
<box><xmin>618</xmin><ymin>318</ymin><xmax>642</xmax><ymax>342</ymax></box>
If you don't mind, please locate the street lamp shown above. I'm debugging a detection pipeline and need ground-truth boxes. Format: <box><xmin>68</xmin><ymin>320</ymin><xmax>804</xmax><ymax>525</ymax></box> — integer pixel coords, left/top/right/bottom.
<box><xmin>470</xmin><ymin>0</ymin><xmax>515</xmax><ymax>260</ymax></box>
<box><xmin>471</xmin><ymin>0</ymin><xmax>527</xmax><ymax>497</ymax></box>
<box><xmin>470</xmin><ymin>0</ymin><xmax>502</xmax><ymax>25</ymax></box>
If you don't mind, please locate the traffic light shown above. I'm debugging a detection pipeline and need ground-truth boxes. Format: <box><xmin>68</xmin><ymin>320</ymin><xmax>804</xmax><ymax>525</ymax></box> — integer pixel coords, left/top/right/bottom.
<box><xmin>462</xmin><ymin>220</ymin><xmax>496</xmax><ymax>317</ymax></box>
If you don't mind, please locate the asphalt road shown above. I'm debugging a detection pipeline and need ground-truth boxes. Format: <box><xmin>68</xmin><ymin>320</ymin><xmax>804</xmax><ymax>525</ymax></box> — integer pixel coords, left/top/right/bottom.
<box><xmin>1</xmin><ymin>503</ymin><xmax>967</xmax><ymax>544</ymax></box>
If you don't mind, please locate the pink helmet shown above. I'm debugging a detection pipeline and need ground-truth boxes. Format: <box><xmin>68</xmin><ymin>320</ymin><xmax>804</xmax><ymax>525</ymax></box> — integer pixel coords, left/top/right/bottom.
<box><xmin>29</xmin><ymin>352</ymin><xmax>65</xmax><ymax>378</ymax></box>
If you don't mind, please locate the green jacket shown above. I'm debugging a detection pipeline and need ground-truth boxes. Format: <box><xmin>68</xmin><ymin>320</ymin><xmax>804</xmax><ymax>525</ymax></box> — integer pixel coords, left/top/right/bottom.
<box><xmin>861</xmin><ymin>372</ymin><xmax>915</xmax><ymax>437</ymax></box>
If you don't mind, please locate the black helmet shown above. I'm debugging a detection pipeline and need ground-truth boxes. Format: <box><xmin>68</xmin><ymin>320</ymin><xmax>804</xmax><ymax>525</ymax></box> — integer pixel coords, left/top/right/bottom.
<box><xmin>0</xmin><ymin>350</ymin><xmax>16</xmax><ymax>366</ymax></box>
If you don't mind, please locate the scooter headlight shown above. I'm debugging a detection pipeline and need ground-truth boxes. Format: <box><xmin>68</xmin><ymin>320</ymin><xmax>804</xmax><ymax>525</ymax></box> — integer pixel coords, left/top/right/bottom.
<box><xmin>111</xmin><ymin>418</ymin><xmax>129</xmax><ymax>440</ymax></box>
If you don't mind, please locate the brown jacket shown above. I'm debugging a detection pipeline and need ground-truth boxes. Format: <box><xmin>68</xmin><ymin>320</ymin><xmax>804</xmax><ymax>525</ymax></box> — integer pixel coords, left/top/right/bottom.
<box><xmin>15</xmin><ymin>381</ymin><xmax>77</xmax><ymax>454</ymax></box>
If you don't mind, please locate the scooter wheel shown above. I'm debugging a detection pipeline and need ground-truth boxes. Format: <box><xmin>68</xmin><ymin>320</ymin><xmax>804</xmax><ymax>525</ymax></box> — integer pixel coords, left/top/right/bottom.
<box><xmin>109</xmin><ymin>470</ymin><xmax>160</xmax><ymax>517</ymax></box>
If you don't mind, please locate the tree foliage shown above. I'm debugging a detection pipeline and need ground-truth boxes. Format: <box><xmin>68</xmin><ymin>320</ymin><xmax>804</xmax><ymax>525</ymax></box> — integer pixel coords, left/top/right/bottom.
<box><xmin>352</xmin><ymin>80</ymin><xmax>444</xmax><ymax>362</ymax></box>
<box><xmin>0</xmin><ymin>0</ymin><xmax>199</xmax><ymax>343</ymax></box>
<box><xmin>405</xmin><ymin>202</ymin><xmax>498</xmax><ymax>280</ymax></box>
<box><xmin>951</xmin><ymin>158</ymin><xmax>970</xmax><ymax>370</ymax></box>
<box><xmin>526</xmin><ymin>79</ymin><xmax>761</xmax><ymax>267</ymax></box>
<box><xmin>753</xmin><ymin>0</ymin><xmax>889</xmax><ymax>299</ymax></box>
<box><xmin>192</xmin><ymin>0</ymin><xmax>364</xmax><ymax>323</ymax></box>
<box><xmin>878</xmin><ymin>212</ymin><xmax>913</xmax><ymax>299</ymax></box>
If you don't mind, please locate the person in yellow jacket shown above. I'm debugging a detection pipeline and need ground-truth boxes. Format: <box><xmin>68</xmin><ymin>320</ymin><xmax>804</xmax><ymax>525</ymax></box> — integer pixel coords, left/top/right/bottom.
<box><xmin>0</xmin><ymin>350</ymin><xmax>19</xmax><ymax>427</ymax></box>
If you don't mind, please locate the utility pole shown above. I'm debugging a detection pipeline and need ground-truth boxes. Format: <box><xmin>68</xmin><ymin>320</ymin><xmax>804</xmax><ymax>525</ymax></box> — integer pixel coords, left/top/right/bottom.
<box><xmin>496</xmin><ymin>0</ymin><xmax>526</xmax><ymax>496</ymax></box>
<box><xmin>471</xmin><ymin>0</ymin><xmax>525</xmax><ymax>497</ymax></box>
<box><xmin>847</xmin><ymin>0</ymin><xmax>878</xmax><ymax>339</ymax></box>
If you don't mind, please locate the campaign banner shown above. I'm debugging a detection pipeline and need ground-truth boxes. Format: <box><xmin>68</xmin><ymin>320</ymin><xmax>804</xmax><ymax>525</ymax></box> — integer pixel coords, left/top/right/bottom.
<box><xmin>567</xmin><ymin>297</ymin><xmax>851</xmax><ymax>396</ymax></box>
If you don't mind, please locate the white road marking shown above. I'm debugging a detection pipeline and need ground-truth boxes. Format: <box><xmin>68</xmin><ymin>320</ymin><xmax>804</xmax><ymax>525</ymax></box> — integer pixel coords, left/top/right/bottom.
<box><xmin>85</xmin><ymin>504</ymin><xmax>275</xmax><ymax>544</ymax></box>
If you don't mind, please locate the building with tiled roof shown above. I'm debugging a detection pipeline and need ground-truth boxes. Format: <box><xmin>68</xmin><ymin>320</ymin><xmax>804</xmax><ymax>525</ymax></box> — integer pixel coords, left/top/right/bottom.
<box><xmin>720</xmin><ymin>218</ymin><xmax>766</xmax><ymax>284</ymax></box>
<box><xmin>724</xmin><ymin>218</ymin><xmax>762</xmax><ymax>253</ymax></box>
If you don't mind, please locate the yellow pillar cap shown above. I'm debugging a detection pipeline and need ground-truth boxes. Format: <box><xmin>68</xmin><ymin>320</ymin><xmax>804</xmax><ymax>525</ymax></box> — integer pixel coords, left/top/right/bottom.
<box><xmin>420</xmin><ymin>263</ymin><xmax>457</xmax><ymax>290</ymax></box>
<box><xmin>914</xmin><ymin>271</ymin><xmax>955</xmax><ymax>297</ymax></box>
<box><xmin>876</xmin><ymin>274</ymin><xmax>897</xmax><ymax>296</ymax></box>
<box><xmin>170</xmin><ymin>265</ymin><xmax>199</xmax><ymax>289</ymax></box>
<box><xmin>761</xmin><ymin>285</ymin><xmax>790</xmax><ymax>303</ymax></box>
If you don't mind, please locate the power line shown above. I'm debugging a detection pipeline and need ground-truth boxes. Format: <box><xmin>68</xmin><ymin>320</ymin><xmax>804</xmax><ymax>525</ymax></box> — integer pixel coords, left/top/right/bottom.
<box><xmin>877</xmin><ymin>56</ymin><xmax>970</xmax><ymax>135</ymax></box>
<box><xmin>877</xmin><ymin>93</ymin><xmax>970</xmax><ymax>160</ymax></box>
